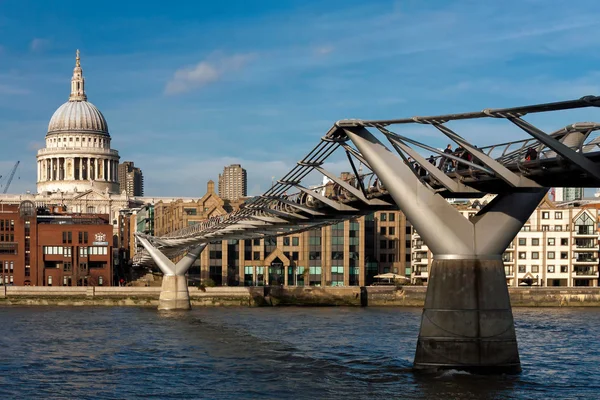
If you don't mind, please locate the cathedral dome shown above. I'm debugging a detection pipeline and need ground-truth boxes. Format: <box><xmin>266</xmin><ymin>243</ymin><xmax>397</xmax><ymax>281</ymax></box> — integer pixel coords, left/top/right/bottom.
<box><xmin>48</xmin><ymin>100</ymin><xmax>109</xmax><ymax>135</ymax></box>
<box><xmin>46</xmin><ymin>49</ymin><xmax>109</xmax><ymax>136</ymax></box>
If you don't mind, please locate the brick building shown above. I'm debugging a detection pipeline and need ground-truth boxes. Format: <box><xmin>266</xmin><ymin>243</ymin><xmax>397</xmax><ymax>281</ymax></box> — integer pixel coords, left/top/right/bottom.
<box><xmin>0</xmin><ymin>201</ymin><xmax>113</xmax><ymax>286</ymax></box>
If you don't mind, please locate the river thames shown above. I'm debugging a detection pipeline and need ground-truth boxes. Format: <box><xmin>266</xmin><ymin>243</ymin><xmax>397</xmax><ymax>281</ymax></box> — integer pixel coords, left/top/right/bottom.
<box><xmin>0</xmin><ymin>306</ymin><xmax>598</xmax><ymax>399</ymax></box>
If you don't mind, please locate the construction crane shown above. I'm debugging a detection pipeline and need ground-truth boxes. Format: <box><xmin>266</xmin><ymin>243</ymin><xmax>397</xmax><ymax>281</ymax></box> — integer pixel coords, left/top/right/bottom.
<box><xmin>2</xmin><ymin>161</ymin><xmax>20</xmax><ymax>194</ymax></box>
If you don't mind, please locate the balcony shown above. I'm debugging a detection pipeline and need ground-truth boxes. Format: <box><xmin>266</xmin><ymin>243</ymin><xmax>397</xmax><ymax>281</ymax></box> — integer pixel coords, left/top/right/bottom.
<box><xmin>412</xmin><ymin>257</ymin><xmax>428</xmax><ymax>265</ymax></box>
<box><xmin>504</xmin><ymin>267</ymin><xmax>514</xmax><ymax>276</ymax></box>
<box><xmin>573</xmin><ymin>240</ymin><xmax>597</xmax><ymax>250</ymax></box>
<box><xmin>573</xmin><ymin>267</ymin><xmax>598</xmax><ymax>276</ymax></box>
<box><xmin>573</xmin><ymin>257</ymin><xmax>598</xmax><ymax>264</ymax></box>
<box><xmin>574</xmin><ymin>227</ymin><xmax>597</xmax><ymax>237</ymax></box>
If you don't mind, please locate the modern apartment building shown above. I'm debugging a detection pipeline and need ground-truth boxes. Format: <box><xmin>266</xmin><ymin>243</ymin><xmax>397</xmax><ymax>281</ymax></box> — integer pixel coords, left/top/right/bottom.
<box><xmin>411</xmin><ymin>196</ymin><xmax>599</xmax><ymax>287</ymax></box>
<box><xmin>554</xmin><ymin>187</ymin><xmax>584</xmax><ymax>202</ymax></box>
<box><xmin>118</xmin><ymin>161</ymin><xmax>144</xmax><ymax>197</ymax></box>
<box><xmin>218</xmin><ymin>164</ymin><xmax>247</xmax><ymax>201</ymax></box>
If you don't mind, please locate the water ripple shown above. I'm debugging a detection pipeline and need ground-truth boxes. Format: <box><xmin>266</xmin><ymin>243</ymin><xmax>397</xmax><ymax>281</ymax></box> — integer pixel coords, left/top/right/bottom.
<box><xmin>0</xmin><ymin>306</ymin><xmax>598</xmax><ymax>399</ymax></box>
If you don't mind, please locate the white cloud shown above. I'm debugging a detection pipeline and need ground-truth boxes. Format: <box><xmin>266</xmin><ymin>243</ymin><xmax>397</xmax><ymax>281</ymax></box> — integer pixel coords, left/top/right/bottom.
<box><xmin>314</xmin><ymin>45</ymin><xmax>334</xmax><ymax>56</ymax></box>
<box><xmin>0</xmin><ymin>84</ymin><xmax>29</xmax><ymax>95</ymax></box>
<box><xmin>30</xmin><ymin>38</ymin><xmax>50</xmax><ymax>52</ymax></box>
<box><xmin>165</xmin><ymin>53</ymin><xmax>255</xmax><ymax>95</ymax></box>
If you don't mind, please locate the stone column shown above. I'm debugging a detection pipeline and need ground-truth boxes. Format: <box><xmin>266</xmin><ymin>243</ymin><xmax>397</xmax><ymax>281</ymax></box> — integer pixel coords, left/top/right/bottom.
<box><xmin>87</xmin><ymin>158</ymin><xmax>91</xmax><ymax>180</ymax></box>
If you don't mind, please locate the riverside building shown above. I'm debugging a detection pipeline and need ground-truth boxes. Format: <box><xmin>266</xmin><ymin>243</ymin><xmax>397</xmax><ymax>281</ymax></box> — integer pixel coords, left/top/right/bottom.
<box><xmin>0</xmin><ymin>201</ymin><xmax>113</xmax><ymax>286</ymax></box>
<box><xmin>151</xmin><ymin>180</ymin><xmax>412</xmax><ymax>287</ymax></box>
<box><xmin>412</xmin><ymin>196</ymin><xmax>599</xmax><ymax>287</ymax></box>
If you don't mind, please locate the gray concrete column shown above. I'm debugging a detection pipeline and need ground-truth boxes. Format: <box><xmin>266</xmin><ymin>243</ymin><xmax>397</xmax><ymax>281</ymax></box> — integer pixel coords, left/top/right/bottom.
<box><xmin>345</xmin><ymin>126</ymin><xmax>547</xmax><ymax>374</ymax></box>
<box><xmin>87</xmin><ymin>158</ymin><xmax>91</xmax><ymax>180</ymax></box>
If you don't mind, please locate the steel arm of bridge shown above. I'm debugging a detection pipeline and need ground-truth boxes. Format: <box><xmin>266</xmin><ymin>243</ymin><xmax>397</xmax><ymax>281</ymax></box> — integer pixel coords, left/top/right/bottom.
<box><xmin>430</xmin><ymin>123</ymin><xmax>541</xmax><ymax>188</ymax></box>
<box><xmin>137</xmin><ymin>235</ymin><xmax>207</xmax><ymax>276</ymax></box>
<box><xmin>313</xmin><ymin>166</ymin><xmax>392</xmax><ymax>206</ymax></box>
<box><xmin>385</xmin><ymin>135</ymin><xmax>480</xmax><ymax>193</ymax></box>
<box><xmin>508</xmin><ymin>116</ymin><xmax>600</xmax><ymax>181</ymax></box>
<box><xmin>344</xmin><ymin>127</ymin><xmax>547</xmax><ymax>257</ymax></box>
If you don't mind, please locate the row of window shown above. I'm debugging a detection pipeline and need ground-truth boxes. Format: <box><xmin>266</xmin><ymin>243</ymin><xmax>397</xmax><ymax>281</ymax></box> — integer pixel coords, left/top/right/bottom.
<box><xmin>0</xmin><ymin>234</ymin><xmax>15</xmax><ymax>242</ymax></box>
<box><xmin>379</xmin><ymin>213</ymin><xmax>396</xmax><ymax>222</ymax></box>
<box><xmin>380</xmin><ymin>240</ymin><xmax>396</xmax><ymax>249</ymax></box>
<box><xmin>518</xmin><ymin>238</ymin><xmax>573</xmax><ymax>246</ymax></box>
<box><xmin>2</xmin><ymin>261</ymin><xmax>14</xmax><ymax>273</ymax></box>
<box><xmin>0</xmin><ymin>220</ymin><xmax>15</xmax><ymax>232</ymax></box>
<box><xmin>380</xmin><ymin>227</ymin><xmax>396</xmax><ymax>235</ymax></box>
<box><xmin>541</xmin><ymin>211</ymin><xmax>563</xmax><ymax>219</ymax></box>
<box><xmin>519</xmin><ymin>251</ymin><xmax>595</xmax><ymax>260</ymax></box>
<box><xmin>46</xmin><ymin>275</ymin><xmax>104</xmax><ymax>286</ymax></box>
<box><xmin>517</xmin><ymin>265</ymin><xmax>568</xmax><ymax>273</ymax></box>
<box><xmin>43</xmin><ymin>246</ymin><xmax>108</xmax><ymax>256</ymax></box>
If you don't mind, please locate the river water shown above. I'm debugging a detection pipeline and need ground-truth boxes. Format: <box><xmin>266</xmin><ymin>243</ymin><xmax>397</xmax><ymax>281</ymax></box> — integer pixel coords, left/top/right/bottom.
<box><xmin>0</xmin><ymin>306</ymin><xmax>598</xmax><ymax>399</ymax></box>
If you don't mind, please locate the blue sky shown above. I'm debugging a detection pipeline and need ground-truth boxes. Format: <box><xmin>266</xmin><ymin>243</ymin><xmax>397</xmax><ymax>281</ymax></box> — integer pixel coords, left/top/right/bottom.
<box><xmin>1</xmin><ymin>0</ymin><xmax>600</xmax><ymax>196</ymax></box>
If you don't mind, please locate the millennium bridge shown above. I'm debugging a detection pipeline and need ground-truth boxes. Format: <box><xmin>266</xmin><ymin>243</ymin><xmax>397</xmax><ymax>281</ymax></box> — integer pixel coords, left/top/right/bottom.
<box><xmin>135</xmin><ymin>95</ymin><xmax>600</xmax><ymax>374</ymax></box>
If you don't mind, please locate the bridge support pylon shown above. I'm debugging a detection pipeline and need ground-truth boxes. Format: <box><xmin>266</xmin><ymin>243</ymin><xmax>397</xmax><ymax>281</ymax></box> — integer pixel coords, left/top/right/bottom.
<box><xmin>137</xmin><ymin>236</ymin><xmax>206</xmax><ymax>311</ymax></box>
<box><xmin>345</xmin><ymin>127</ymin><xmax>547</xmax><ymax>374</ymax></box>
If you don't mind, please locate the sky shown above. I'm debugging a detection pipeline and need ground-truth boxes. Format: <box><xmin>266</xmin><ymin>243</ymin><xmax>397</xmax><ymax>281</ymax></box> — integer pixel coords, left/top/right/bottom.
<box><xmin>1</xmin><ymin>0</ymin><xmax>600</xmax><ymax>197</ymax></box>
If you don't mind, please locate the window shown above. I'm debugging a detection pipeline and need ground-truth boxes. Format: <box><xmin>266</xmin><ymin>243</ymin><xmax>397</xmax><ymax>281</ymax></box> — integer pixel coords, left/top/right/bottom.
<box><xmin>380</xmin><ymin>227</ymin><xmax>386</xmax><ymax>235</ymax></box>
<box><xmin>548</xmin><ymin>238</ymin><xmax>555</xmax><ymax>246</ymax></box>
<box><xmin>253</xmin><ymin>251</ymin><xmax>260</xmax><ymax>260</ymax></box>
<box><xmin>532</xmin><ymin>238</ymin><xmax>539</xmax><ymax>246</ymax></box>
<box><xmin>380</xmin><ymin>213</ymin><xmax>387</xmax><ymax>222</ymax></box>
<box><xmin>389</xmin><ymin>213</ymin><xmax>395</xmax><ymax>222</ymax></box>
<box><xmin>389</xmin><ymin>254</ymin><xmax>396</xmax><ymax>262</ymax></box>
<box><xmin>388</xmin><ymin>240</ymin><xmax>395</xmax><ymax>249</ymax></box>
<box><xmin>555</xmin><ymin>212</ymin><xmax>562</xmax><ymax>219</ymax></box>
<box><xmin>380</xmin><ymin>254</ymin><xmax>387</xmax><ymax>263</ymax></box>
<box><xmin>47</xmin><ymin>276</ymin><xmax>53</xmax><ymax>286</ymax></box>
<box><xmin>98</xmin><ymin>276</ymin><xmax>103</xmax><ymax>286</ymax></box>
<box><xmin>283</xmin><ymin>237</ymin><xmax>290</xmax><ymax>246</ymax></box>
<box><xmin>389</xmin><ymin>227</ymin><xmax>395</xmax><ymax>235</ymax></box>
<box><xmin>560</xmin><ymin>252</ymin><xmax>568</xmax><ymax>260</ymax></box>
<box><xmin>292</xmin><ymin>237</ymin><xmax>299</xmax><ymax>246</ymax></box>
<box><xmin>542</xmin><ymin>211</ymin><xmax>550</xmax><ymax>219</ymax></box>
<box><xmin>560</xmin><ymin>265</ymin><xmax>568</xmax><ymax>273</ymax></box>
<box><xmin>253</xmin><ymin>238</ymin><xmax>260</xmax><ymax>246</ymax></box>
<box><xmin>518</xmin><ymin>252</ymin><xmax>526</xmax><ymax>259</ymax></box>
<box><xmin>561</xmin><ymin>238</ymin><xmax>568</xmax><ymax>246</ymax></box>
<box><xmin>519</xmin><ymin>238</ymin><xmax>526</xmax><ymax>246</ymax></box>
<box><xmin>518</xmin><ymin>265</ymin><xmax>526</xmax><ymax>273</ymax></box>
<box><xmin>532</xmin><ymin>265</ymin><xmax>539</xmax><ymax>273</ymax></box>
<box><xmin>531</xmin><ymin>252</ymin><xmax>539</xmax><ymax>259</ymax></box>
<box><xmin>542</xmin><ymin>225</ymin><xmax>549</xmax><ymax>231</ymax></box>
<box><xmin>547</xmin><ymin>265</ymin><xmax>555</xmax><ymax>273</ymax></box>
<box><xmin>380</xmin><ymin>240</ymin><xmax>387</xmax><ymax>249</ymax></box>
<box><xmin>547</xmin><ymin>251</ymin><xmax>555</xmax><ymax>259</ymax></box>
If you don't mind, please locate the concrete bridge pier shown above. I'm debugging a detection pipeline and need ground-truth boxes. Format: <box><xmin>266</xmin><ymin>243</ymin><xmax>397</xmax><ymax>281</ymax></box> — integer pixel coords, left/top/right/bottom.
<box><xmin>345</xmin><ymin>126</ymin><xmax>547</xmax><ymax>374</ymax></box>
<box><xmin>137</xmin><ymin>236</ymin><xmax>206</xmax><ymax>310</ymax></box>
